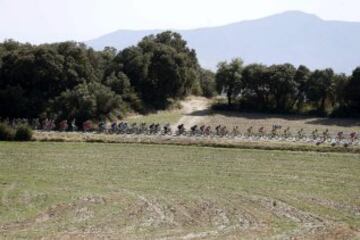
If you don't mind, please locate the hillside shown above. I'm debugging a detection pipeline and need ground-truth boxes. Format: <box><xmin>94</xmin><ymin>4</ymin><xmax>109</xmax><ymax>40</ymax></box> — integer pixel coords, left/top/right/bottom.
<box><xmin>86</xmin><ymin>11</ymin><xmax>360</xmax><ymax>73</ymax></box>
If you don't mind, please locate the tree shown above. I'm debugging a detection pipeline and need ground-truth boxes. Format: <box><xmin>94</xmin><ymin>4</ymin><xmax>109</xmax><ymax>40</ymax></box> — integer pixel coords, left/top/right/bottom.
<box><xmin>199</xmin><ymin>69</ymin><xmax>216</xmax><ymax>98</ymax></box>
<box><xmin>115</xmin><ymin>31</ymin><xmax>200</xmax><ymax>109</ymax></box>
<box><xmin>331</xmin><ymin>73</ymin><xmax>349</xmax><ymax>108</ymax></box>
<box><xmin>104</xmin><ymin>71</ymin><xmax>142</xmax><ymax>112</ymax></box>
<box><xmin>0</xmin><ymin>32</ymin><xmax>203</xmax><ymax>119</ymax></box>
<box><xmin>112</xmin><ymin>46</ymin><xmax>149</xmax><ymax>93</ymax></box>
<box><xmin>294</xmin><ymin>65</ymin><xmax>311</xmax><ymax>110</ymax></box>
<box><xmin>215</xmin><ymin>58</ymin><xmax>244</xmax><ymax>106</ymax></box>
<box><xmin>1</xmin><ymin>36</ymin><xmax>358</xmax><ymax>119</ymax></box>
<box><xmin>267</xmin><ymin>64</ymin><xmax>297</xmax><ymax>111</ymax></box>
<box><xmin>0</xmin><ymin>85</ymin><xmax>27</xmax><ymax>117</ymax></box>
<box><xmin>51</xmin><ymin>82</ymin><xmax>125</xmax><ymax>123</ymax></box>
<box><xmin>241</xmin><ymin>63</ymin><xmax>269</xmax><ymax>110</ymax></box>
<box><xmin>0</xmin><ymin>40</ymin><xmax>134</xmax><ymax>119</ymax></box>
<box><xmin>306</xmin><ymin>68</ymin><xmax>335</xmax><ymax>113</ymax></box>
<box><xmin>345</xmin><ymin>67</ymin><xmax>360</xmax><ymax>112</ymax></box>
<box><xmin>0</xmin><ymin>45</ymin><xmax>65</xmax><ymax>117</ymax></box>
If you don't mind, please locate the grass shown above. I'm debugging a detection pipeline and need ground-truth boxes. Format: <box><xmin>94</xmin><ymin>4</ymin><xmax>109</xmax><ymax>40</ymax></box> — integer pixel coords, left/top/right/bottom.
<box><xmin>125</xmin><ymin>110</ymin><xmax>182</xmax><ymax>124</ymax></box>
<box><xmin>0</xmin><ymin>142</ymin><xmax>359</xmax><ymax>239</ymax></box>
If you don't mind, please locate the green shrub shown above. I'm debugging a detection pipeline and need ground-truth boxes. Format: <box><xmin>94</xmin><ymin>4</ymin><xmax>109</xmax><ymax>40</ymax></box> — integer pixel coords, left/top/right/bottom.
<box><xmin>0</xmin><ymin>123</ymin><xmax>15</xmax><ymax>141</ymax></box>
<box><xmin>14</xmin><ymin>125</ymin><xmax>33</xmax><ymax>141</ymax></box>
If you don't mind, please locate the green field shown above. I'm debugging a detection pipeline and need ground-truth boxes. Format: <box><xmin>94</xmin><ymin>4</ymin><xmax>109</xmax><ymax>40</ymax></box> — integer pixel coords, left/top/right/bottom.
<box><xmin>0</xmin><ymin>142</ymin><xmax>359</xmax><ymax>239</ymax></box>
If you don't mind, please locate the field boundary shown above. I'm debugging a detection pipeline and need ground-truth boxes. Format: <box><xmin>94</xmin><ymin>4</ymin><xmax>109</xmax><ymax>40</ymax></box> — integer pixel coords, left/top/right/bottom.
<box><xmin>32</xmin><ymin>132</ymin><xmax>360</xmax><ymax>154</ymax></box>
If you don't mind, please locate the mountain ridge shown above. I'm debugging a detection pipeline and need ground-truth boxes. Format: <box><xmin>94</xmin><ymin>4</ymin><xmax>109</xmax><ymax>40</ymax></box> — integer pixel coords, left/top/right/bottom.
<box><xmin>86</xmin><ymin>11</ymin><xmax>360</xmax><ymax>73</ymax></box>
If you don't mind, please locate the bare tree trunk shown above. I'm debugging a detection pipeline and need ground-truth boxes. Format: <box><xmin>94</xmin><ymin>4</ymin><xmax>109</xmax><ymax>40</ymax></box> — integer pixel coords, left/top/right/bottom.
<box><xmin>227</xmin><ymin>89</ymin><xmax>233</xmax><ymax>106</ymax></box>
<box><xmin>227</xmin><ymin>95</ymin><xmax>232</xmax><ymax>106</ymax></box>
<box><xmin>320</xmin><ymin>97</ymin><xmax>326</xmax><ymax>113</ymax></box>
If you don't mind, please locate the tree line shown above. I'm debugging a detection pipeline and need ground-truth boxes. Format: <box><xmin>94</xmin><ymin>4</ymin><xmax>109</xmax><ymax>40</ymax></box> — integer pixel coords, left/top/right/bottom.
<box><xmin>216</xmin><ymin>59</ymin><xmax>360</xmax><ymax>117</ymax></box>
<box><xmin>0</xmin><ymin>31</ymin><xmax>217</xmax><ymax>124</ymax></box>
<box><xmin>1</xmin><ymin>31</ymin><xmax>359</xmax><ymax>122</ymax></box>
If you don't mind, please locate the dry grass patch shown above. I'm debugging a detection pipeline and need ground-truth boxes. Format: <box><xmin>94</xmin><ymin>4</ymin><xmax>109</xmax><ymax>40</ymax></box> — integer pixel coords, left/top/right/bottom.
<box><xmin>201</xmin><ymin>111</ymin><xmax>360</xmax><ymax>135</ymax></box>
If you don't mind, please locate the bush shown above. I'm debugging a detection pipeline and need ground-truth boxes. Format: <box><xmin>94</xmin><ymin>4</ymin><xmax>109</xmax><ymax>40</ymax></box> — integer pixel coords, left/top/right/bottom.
<box><xmin>0</xmin><ymin>123</ymin><xmax>15</xmax><ymax>141</ymax></box>
<box><xmin>14</xmin><ymin>125</ymin><xmax>33</xmax><ymax>141</ymax></box>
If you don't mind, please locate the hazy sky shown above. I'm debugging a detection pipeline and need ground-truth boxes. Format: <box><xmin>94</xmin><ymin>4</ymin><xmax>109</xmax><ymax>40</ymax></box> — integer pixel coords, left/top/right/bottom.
<box><xmin>1</xmin><ymin>0</ymin><xmax>360</xmax><ymax>43</ymax></box>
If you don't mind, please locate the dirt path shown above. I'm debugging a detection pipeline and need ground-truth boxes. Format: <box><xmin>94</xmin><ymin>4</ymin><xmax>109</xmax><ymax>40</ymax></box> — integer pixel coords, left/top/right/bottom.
<box><xmin>174</xmin><ymin>97</ymin><xmax>210</xmax><ymax>129</ymax></box>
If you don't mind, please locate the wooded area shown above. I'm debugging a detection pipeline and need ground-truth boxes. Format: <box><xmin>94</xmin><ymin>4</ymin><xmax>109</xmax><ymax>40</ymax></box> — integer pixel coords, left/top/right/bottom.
<box><xmin>0</xmin><ymin>31</ymin><xmax>359</xmax><ymax>123</ymax></box>
<box><xmin>216</xmin><ymin>59</ymin><xmax>360</xmax><ymax>116</ymax></box>
<box><xmin>0</xmin><ymin>32</ymin><xmax>216</xmax><ymax>123</ymax></box>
